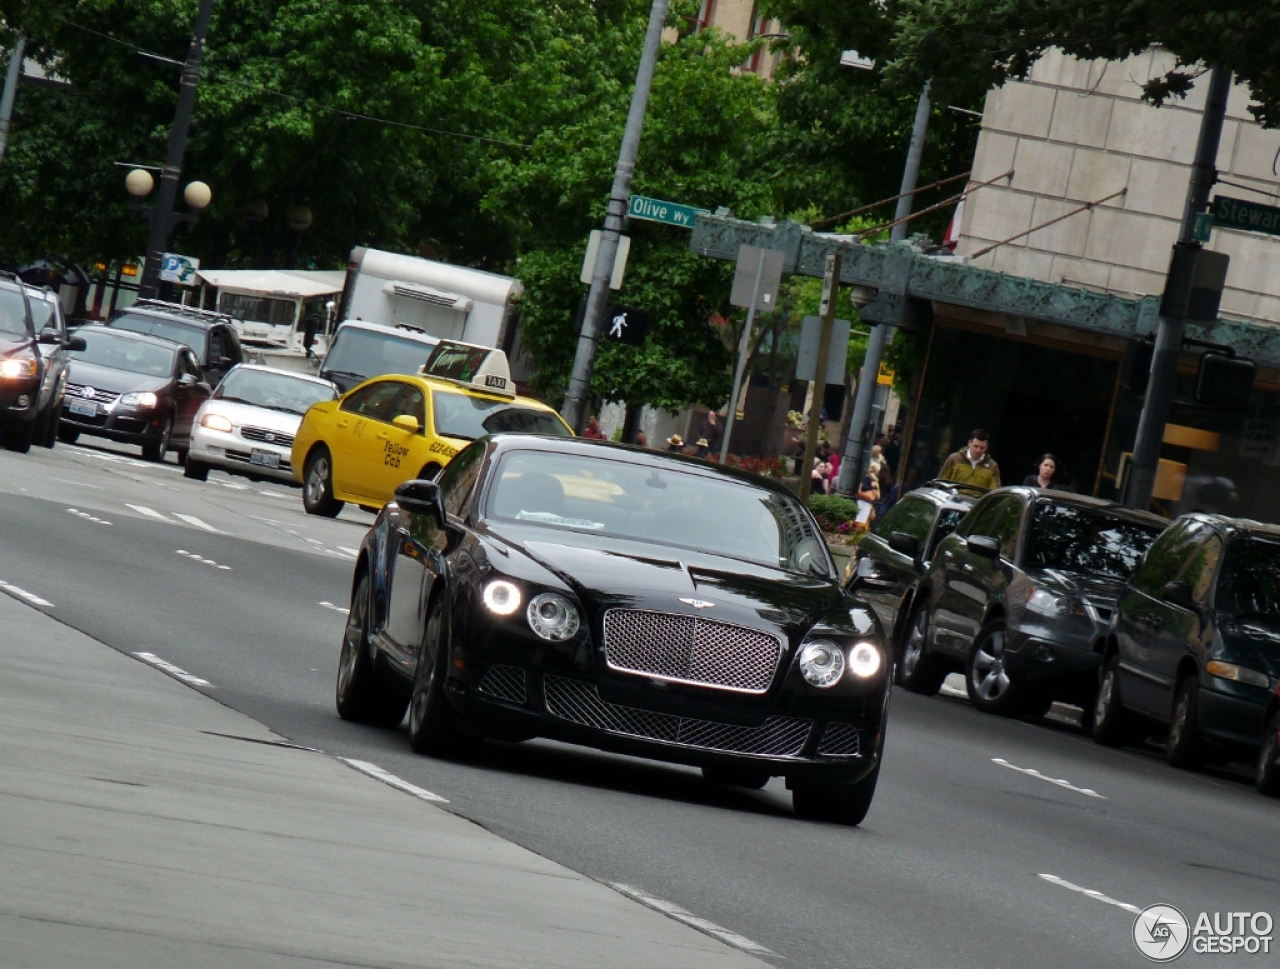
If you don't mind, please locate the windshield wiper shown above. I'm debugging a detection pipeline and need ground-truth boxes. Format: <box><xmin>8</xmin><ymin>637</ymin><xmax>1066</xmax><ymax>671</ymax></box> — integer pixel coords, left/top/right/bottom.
<box><xmin>321</xmin><ymin>368</ymin><xmax>366</xmax><ymax>381</ymax></box>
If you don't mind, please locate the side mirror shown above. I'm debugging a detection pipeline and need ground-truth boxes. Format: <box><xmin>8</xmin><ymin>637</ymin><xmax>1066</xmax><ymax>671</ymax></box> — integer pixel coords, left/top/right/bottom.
<box><xmin>392</xmin><ymin>414</ymin><xmax>420</xmax><ymax>433</ymax></box>
<box><xmin>215</xmin><ymin>356</ymin><xmax>234</xmax><ymax>370</ymax></box>
<box><xmin>888</xmin><ymin>531</ymin><xmax>920</xmax><ymax>559</ymax></box>
<box><xmin>178</xmin><ymin>373</ymin><xmax>198</xmax><ymax>387</ymax></box>
<box><xmin>1162</xmin><ymin>581</ymin><xmax>1197</xmax><ymax>612</ymax></box>
<box><xmin>394</xmin><ymin>479</ymin><xmax>454</xmax><ymax>546</ymax></box>
<box><xmin>64</xmin><ymin>335</ymin><xmax>87</xmax><ymax>352</ymax></box>
<box><xmin>966</xmin><ymin>535</ymin><xmax>1002</xmax><ymax>559</ymax></box>
<box><xmin>38</xmin><ymin>327</ymin><xmax>61</xmax><ymax>345</ymax></box>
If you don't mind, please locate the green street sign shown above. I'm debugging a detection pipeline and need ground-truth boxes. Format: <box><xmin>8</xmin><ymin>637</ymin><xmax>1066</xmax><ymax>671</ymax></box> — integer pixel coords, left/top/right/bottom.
<box><xmin>628</xmin><ymin>195</ymin><xmax>708</xmax><ymax>229</ymax></box>
<box><xmin>1212</xmin><ymin>195</ymin><xmax>1280</xmax><ymax>237</ymax></box>
<box><xmin>1193</xmin><ymin>211</ymin><xmax>1214</xmax><ymax>243</ymax></box>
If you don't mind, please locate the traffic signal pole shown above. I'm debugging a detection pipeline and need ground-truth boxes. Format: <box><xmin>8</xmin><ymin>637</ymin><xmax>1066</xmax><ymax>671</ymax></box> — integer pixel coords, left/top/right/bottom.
<box><xmin>1124</xmin><ymin>69</ymin><xmax>1232</xmax><ymax>509</ymax></box>
<box><xmin>561</xmin><ymin>0</ymin><xmax>669</xmax><ymax>433</ymax></box>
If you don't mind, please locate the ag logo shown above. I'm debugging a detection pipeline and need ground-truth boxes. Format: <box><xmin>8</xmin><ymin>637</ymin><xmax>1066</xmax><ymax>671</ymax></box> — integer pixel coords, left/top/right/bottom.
<box><xmin>1134</xmin><ymin>904</ymin><xmax>1190</xmax><ymax>962</ymax></box>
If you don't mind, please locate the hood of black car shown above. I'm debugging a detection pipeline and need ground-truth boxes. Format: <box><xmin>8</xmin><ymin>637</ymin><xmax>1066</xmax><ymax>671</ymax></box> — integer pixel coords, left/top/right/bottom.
<box><xmin>1218</xmin><ymin>617</ymin><xmax>1280</xmax><ymax>681</ymax></box>
<box><xmin>66</xmin><ymin>360</ymin><xmax>170</xmax><ymax>395</ymax></box>
<box><xmin>1031</xmin><ymin>568</ymin><xmax>1126</xmax><ymax>605</ymax></box>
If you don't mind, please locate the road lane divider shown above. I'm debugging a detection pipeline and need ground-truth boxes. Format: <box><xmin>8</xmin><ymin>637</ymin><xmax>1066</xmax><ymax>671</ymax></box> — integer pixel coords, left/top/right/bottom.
<box><xmin>1037</xmin><ymin>873</ymin><xmax>1141</xmax><ymax>914</ymax></box>
<box><xmin>67</xmin><ymin>508</ymin><xmax>112</xmax><ymax>525</ymax></box>
<box><xmin>609</xmin><ymin>883</ymin><xmax>776</xmax><ymax>957</ymax></box>
<box><xmin>0</xmin><ymin>580</ymin><xmax>54</xmax><ymax>608</ymax></box>
<box><xmin>339</xmin><ymin>759</ymin><xmax>449</xmax><ymax>803</ymax></box>
<box><xmin>176</xmin><ymin>550</ymin><xmax>232</xmax><ymax>570</ymax></box>
<box><xmin>126</xmin><ymin>503</ymin><xmax>172</xmax><ymax>521</ymax></box>
<box><xmin>992</xmin><ymin>757</ymin><xmax>1106</xmax><ymax>799</ymax></box>
<box><xmin>133</xmin><ymin>651</ymin><xmax>212</xmax><ymax>687</ymax></box>
<box><xmin>173</xmin><ymin>513</ymin><xmax>226</xmax><ymax>533</ymax></box>
<box><xmin>319</xmin><ymin>601</ymin><xmax>351</xmax><ymax>615</ymax></box>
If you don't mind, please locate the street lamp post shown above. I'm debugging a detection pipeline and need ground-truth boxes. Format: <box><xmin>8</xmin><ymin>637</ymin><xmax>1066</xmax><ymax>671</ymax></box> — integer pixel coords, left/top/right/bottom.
<box><xmin>137</xmin><ymin>0</ymin><xmax>217</xmax><ymax>300</ymax></box>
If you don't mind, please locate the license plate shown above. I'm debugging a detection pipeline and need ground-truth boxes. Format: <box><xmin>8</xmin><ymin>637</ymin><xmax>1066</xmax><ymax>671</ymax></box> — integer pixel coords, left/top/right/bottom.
<box><xmin>68</xmin><ymin>398</ymin><xmax>97</xmax><ymax>417</ymax></box>
<box><xmin>249</xmin><ymin>449</ymin><xmax>281</xmax><ymax>469</ymax></box>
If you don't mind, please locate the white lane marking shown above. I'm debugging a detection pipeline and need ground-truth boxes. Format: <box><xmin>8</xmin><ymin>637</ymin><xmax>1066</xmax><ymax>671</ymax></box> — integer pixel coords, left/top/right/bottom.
<box><xmin>338</xmin><ymin>546</ymin><xmax>360</xmax><ymax>557</ymax></box>
<box><xmin>53</xmin><ymin>478</ymin><xmax>103</xmax><ymax>489</ymax></box>
<box><xmin>133</xmin><ymin>651</ymin><xmax>212</xmax><ymax>687</ymax></box>
<box><xmin>176</xmin><ymin>550</ymin><xmax>233</xmax><ymax>570</ymax></box>
<box><xmin>173</xmin><ymin>513</ymin><xmax>225</xmax><ymax>533</ymax></box>
<box><xmin>0</xmin><ymin>580</ymin><xmax>54</xmax><ymax>608</ymax></box>
<box><xmin>219</xmin><ymin>482</ymin><xmax>250</xmax><ymax>491</ymax></box>
<box><xmin>339</xmin><ymin>759</ymin><xmax>448</xmax><ymax>803</ymax></box>
<box><xmin>319</xmin><ymin>601</ymin><xmax>350</xmax><ymax>615</ymax></box>
<box><xmin>66</xmin><ymin>508</ymin><xmax>112</xmax><ymax>525</ymax></box>
<box><xmin>609</xmin><ymin>884</ymin><xmax>776</xmax><ymax>957</ymax></box>
<box><xmin>992</xmin><ymin>758</ymin><xmax>1106</xmax><ymax>799</ymax></box>
<box><xmin>258</xmin><ymin>490</ymin><xmax>288</xmax><ymax>498</ymax></box>
<box><xmin>1038</xmin><ymin>873</ymin><xmax>1142</xmax><ymax>914</ymax></box>
<box><xmin>126</xmin><ymin>503</ymin><xmax>173</xmax><ymax>522</ymax></box>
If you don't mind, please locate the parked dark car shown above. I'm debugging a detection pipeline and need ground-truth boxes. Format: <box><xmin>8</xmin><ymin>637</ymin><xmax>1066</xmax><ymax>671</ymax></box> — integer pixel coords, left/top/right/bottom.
<box><xmin>58</xmin><ymin>326</ymin><xmax>212</xmax><ymax>462</ymax></box>
<box><xmin>1095</xmin><ymin>514</ymin><xmax>1280</xmax><ymax>770</ymax></box>
<box><xmin>337</xmin><ymin>435</ymin><xmax>893</xmax><ymax>824</ymax></box>
<box><xmin>900</xmin><ymin>486</ymin><xmax>1166</xmax><ymax>717</ymax></box>
<box><xmin>845</xmin><ymin>480</ymin><xmax>979</xmax><ymax>678</ymax></box>
<box><xmin>1259</xmin><ymin>680</ymin><xmax>1280</xmax><ymax>796</ymax></box>
<box><xmin>0</xmin><ymin>274</ymin><xmax>85</xmax><ymax>453</ymax></box>
<box><xmin>106</xmin><ymin>299</ymin><xmax>244</xmax><ymax>386</ymax></box>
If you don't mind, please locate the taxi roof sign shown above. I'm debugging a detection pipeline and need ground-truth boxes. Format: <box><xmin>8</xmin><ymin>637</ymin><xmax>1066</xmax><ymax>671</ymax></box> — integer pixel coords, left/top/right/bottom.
<box><xmin>421</xmin><ymin>340</ymin><xmax>515</xmax><ymax>398</ymax></box>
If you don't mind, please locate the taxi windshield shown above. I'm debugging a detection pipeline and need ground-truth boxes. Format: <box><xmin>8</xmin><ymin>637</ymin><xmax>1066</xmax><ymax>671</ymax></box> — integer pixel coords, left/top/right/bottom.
<box><xmin>486</xmin><ymin>450</ymin><xmax>833</xmax><ymax>576</ymax></box>
<box><xmin>432</xmin><ymin>390</ymin><xmax>569</xmax><ymax>441</ymax></box>
<box><xmin>73</xmin><ymin>329</ymin><xmax>176</xmax><ymax>377</ymax></box>
<box><xmin>215</xmin><ymin>368</ymin><xmax>336</xmax><ymax>415</ymax></box>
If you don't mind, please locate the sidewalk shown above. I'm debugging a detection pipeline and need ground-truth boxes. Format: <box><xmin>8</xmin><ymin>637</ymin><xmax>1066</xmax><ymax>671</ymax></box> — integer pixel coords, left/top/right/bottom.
<box><xmin>0</xmin><ymin>592</ymin><xmax>769</xmax><ymax>969</ymax></box>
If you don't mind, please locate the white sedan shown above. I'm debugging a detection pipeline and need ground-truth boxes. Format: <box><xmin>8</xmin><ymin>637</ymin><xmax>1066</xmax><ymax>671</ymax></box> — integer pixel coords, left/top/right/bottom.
<box><xmin>184</xmin><ymin>365</ymin><xmax>338</xmax><ymax>483</ymax></box>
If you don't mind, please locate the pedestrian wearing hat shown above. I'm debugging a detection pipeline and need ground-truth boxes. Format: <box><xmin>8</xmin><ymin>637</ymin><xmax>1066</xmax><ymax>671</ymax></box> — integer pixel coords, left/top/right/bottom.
<box><xmin>694</xmin><ymin>437</ymin><xmax>710</xmax><ymax>459</ymax></box>
<box><xmin>666</xmin><ymin>434</ymin><xmax>684</xmax><ymax>452</ymax></box>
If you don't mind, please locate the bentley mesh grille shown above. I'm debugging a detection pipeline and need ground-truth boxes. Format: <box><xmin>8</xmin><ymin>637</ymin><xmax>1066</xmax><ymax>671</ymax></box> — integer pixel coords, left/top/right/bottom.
<box><xmin>477</xmin><ymin>665</ymin><xmax>527</xmax><ymax>705</ymax></box>
<box><xmin>543</xmin><ymin>675</ymin><xmax>811</xmax><ymax>757</ymax></box>
<box><xmin>603</xmin><ymin>609</ymin><xmax>783</xmax><ymax>694</ymax></box>
<box><xmin>816</xmin><ymin>722</ymin><xmax>862</xmax><ymax>757</ymax></box>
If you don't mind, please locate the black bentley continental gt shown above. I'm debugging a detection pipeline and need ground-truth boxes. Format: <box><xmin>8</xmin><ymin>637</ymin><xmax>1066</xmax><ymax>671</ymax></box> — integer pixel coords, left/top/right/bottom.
<box><xmin>336</xmin><ymin>435</ymin><xmax>893</xmax><ymax>824</ymax></box>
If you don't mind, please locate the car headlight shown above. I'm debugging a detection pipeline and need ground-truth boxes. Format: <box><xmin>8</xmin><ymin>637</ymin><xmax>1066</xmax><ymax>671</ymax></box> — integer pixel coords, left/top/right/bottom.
<box><xmin>482</xmin><ymin>579</ymin><xmax>522</xmax><ymax>615</ymax></box>
<box><xmin>1025</xmin><ymin>587</ymin><xmax>1085</xmax><ymax>617</ymax></box>
<box><xmin>849</xmin><ymin>642</ymin><xmax>882</xmax><ymax>678</ymax></box>
<box><xmin>527</xmin><ymin>592</ymin><xmax>581</xmax><ymax>641</ymax></box>
<box><xmin>200</xmin><ymin>413</ymin><xmax>233</xmax><ymax>433</ymax></box>
<box><xmin>1206</xmin><ymin>660</ymin><xmax>1271</xmax><ymax>689</ymax></box>
<box><xmin>121</xmin><ymin>391</ymin><xmax>158</xmax><ymax>409</ymax></box>
<box><xmin>0</xmin><ymin>356</ymin><xmax>37</xmax><ymax>379</ymax></box>
<box><xmin>799</xmin><ymin>641</ymin><xmax>845</xmax><ymax>688</ymax></box>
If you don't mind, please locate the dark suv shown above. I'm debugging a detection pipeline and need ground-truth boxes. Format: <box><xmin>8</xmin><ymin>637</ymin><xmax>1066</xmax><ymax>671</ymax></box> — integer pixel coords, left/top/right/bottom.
<box><xmin>900</xmin><ymin>487</ymin><xmax>1166</xmax><ymax>717</ymax></box>
<box><xmin>1095</xmin><ymin>515</ymin><xmax>1280</xmax><ymax>769</ymax></box>
<box><xmin>106</xmin><ymin>300</ymin><xmax>243</xmax><ymax>386</ymax></box>
<box><xmin>845</xmin><ymin>480</ymin><xmax>979</xmax><ymax>675</ymax></box>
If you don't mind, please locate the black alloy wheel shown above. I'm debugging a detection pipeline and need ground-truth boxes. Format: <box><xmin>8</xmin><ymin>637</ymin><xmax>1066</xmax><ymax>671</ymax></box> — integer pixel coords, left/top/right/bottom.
<box><xmin>335</xmin><ymin>573</ymin><xmax>409</xmax><ymax>727</ymax></box>
<box><xmin>701</xmin><ymin>766</ymin><xmax>771</xmax><ymax>790</ymax></box>
<box><xmin>56</xmin><ymin>425</ymin><xmax>78</xmax><ymax>445</ymax></box>
<box><xmin>183</xmin><ymin>459</ymin><xmax>210</xmax><ymax>481</ymax></box>
<box><xmin>791</xmin><ymin>765</ymin><xmax>880</xmax><ymax>826</ymax></box>
<box><xmin>2</xmin><ymin>421</ymin><xmax>33</xmax><ymax>453</ymax></box>
<box><xmin>303</xmin><ymin>447</ymin><xmax>343</xmax><ymax>517</ymax></box>
<box><xmin>1167</xmin><ymin>676</ymin><xmax>1210</xmax><ymax>769</ymax></box>
<box><xmin>142</xmin><ymin>414</ymin><xmax>172</xmax><ymax>463</ymax></box>
<box><xmin>965</xmin><ymin>619</ymin><xmax>1042</xmax><ymax>717</ymax></box>
<box><xmin>407</xmin><ymin>596</ymin><xmax>479</xmax><ymax>757</ymax></box>
<box><xmin>898</xmin><ymin>602</ymin><xmax>947</xmax><ymax>695</ymax></box>
<box><xmin>1257</xmin><ymin>710</ymin><xmax>1280</xmax><ymax>797</ymax></box>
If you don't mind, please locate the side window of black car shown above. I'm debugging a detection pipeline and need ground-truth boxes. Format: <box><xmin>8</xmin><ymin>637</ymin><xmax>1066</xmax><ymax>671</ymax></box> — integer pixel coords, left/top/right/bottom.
<box><xmin>1133</xmin><ymin>522</ymin><xmax>1203</xmax><ymax>597</ymax></box>
<box><xmin>1182</xmin><ymin>535</ymin><xmax>1223</xmax><ymax>604</ymax></box>
<box><xmin>970</xmin><ymin>497</ymin><xmax>1021</xmax><ymax>558</ymax></box>
<box><xmin>179</xmin><ymin>350</ymin><xmax>202</xmax><ymax>379</ymax></box>
<box><xmin>968</xmin><ymin>497</ymin><xmax>1010</xmax><ymax>539</ymax></box>
<box><xmin>438</xmin><ymin>442</ymin><xmax>486</xmax><ymax>520</ymax></box>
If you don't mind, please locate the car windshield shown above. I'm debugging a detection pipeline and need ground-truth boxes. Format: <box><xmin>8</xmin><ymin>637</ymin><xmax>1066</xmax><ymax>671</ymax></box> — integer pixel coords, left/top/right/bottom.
<box><xmin>215</xmin><ymin>368</ymin><xmax>336</xmax><ymax>415</ymax></box>
<box><xmin>486</xmin><ymin>450</ymin><xmax>834</xmax><ymax>576</ymax></box>
<box><xmin>109</xmin><ymin>312</ymin><xmax>204</xmax><ymax>354</ymax></box>
<box><xmin>432</xmin><ymin>390</ymin><xmax>568</xmax><ymax>441</ymax></box>
<box><xmin>1216</xmin><ymin>539</ymin><xmax>1280</xmax><ymax>619</ymax></box>
<box><xmin>322</xmin><ymin>328</ymin><xmax>436</xmax><ymax>381</ymax></box>
<box><xmin>1025</xmin><ymin>502</ymin><xmax>1163</xmax><ymax>578</ymax></box>
<box><xmin>72</xmin><ymin>329</ymin><xmax>175</xmax><ymax>377</ymax></box>
<box><xmin>0</xmin><ymin>288</ymin><xmax>31</xmax><ymax>336</ymax></box>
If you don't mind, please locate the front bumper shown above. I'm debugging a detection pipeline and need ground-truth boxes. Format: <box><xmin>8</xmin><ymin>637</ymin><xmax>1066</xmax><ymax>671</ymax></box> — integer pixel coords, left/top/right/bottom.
<box><xmin>61</xmin><ymin>399</ymin><xmax>163</xmax><ymax>443</ymax></box>
<box><xmin>189</xmin><ymin>425</ymin><xmax>295</xmax><ymax>481</ymax></box>
<box><xmin>1198</xmin><ymin>680</ymin><xmax>1269</xmax><ymax>748</ymax></box>
<box><xmin>0</xmin><ymin>374</ymin><xmax>40</xmax><ymax>424</ymax></box>
<box><xmin>1002</xmin><ymin>621</ymin><xmax>1104</xmax><ymax>682</ymax></box>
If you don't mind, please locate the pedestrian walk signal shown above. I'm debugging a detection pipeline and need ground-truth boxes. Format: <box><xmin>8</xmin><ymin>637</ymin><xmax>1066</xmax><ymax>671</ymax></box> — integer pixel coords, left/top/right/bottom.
<box><xmin>603</xmin><ymin>305</ymin><xmax>650</xmax><ymax>347</ymax></box>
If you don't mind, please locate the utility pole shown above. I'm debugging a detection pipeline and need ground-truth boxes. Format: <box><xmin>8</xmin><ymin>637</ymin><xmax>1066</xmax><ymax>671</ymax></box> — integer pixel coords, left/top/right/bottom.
<box><xmin>837</xmin><ymin>81</ymin><xmax>932</xmax><ymax>496</ymax></box>
<box><xmin>798</xmin><ymin>253</ymin><xmax>842</xmax><ymax>502</ymax></box>
<box><xmin>561</xmin><ymin>0</ymin><xmax>669</xmax><ymax>433</ymax></box>
<box><xmin>137</xmin><ymin>0</ymin><xmax>216</xmax><ymax>300</ymax></box>
<box><xmin>0</xmin><ymin>32</ymin><xmax>27</xmax><ymax>172</ymax></box>
<box><xmin>1124</xmin><ymin>69</ymin><xmax>1232</xmax><ymax>510</ymax></box>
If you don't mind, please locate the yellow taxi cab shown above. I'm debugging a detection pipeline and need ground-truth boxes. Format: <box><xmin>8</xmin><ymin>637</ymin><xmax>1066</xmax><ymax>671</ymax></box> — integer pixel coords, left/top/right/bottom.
<box><xmin>292</xmin><ymin>341</ymin><xmax>572</xmax><ymax>516</ymax></box>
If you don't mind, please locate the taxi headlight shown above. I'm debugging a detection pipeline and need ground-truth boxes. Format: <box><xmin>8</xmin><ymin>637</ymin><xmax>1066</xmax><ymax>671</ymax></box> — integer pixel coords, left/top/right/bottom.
<box><xmin>200</xmin><ymin>413</ymin><xmax>233</xmax><ymax>433</ymax></box>
<box><xmin>482</xmin><ymin>579</ymin><xmax>521</xmax><ymax>616</ymax></box>
<box><xmin>527</xmin><ymin>592</ymin><xmax>580</xmax><ymax>641</ymax></box>
<box><xmin>0</xmin><ymin>356</ymin><xmax>37</xmax><ymax>379</ymax></box>
<box><xmin>849</xmin><ymin>642</ymin><xmax>882</xmax><ymax>678</ymax></box>
<box><xmin>121</xmin><ymin>391</ymin><xmax>158</xmax><ymax>409</ymax></box>
<box><xmin>799</xmin><ymin>641</ymin><xmax>845</xmax><ymax>688</ymax></box>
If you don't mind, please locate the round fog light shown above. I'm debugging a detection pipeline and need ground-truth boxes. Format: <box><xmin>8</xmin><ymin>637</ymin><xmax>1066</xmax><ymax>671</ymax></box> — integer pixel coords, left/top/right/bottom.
<box><xmin>527</xmin><ymin>592</ymin><xmax>580</xmax><ymax>641</ymax></box>
<box><xmin>849</xmin><ymin>642</ymin><xmax>881</xmax><ymax>678</ymax></box>
<box><xmin>482</xmin><ymin>579</ymin><xmax>521</xmax><ymax>615</ymax></box>
<box><xmin>799</xmin><ymin>641</ymin><xmax>845</xmax><ymax>688</ymax></box>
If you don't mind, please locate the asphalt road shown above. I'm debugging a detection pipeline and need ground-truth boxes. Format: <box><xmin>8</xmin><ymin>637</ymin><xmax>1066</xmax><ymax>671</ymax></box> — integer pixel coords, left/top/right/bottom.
<box><xmin>2</xmin><ymin>440</ymin><xmax>1278</xmax><ymax>969</ymax></box>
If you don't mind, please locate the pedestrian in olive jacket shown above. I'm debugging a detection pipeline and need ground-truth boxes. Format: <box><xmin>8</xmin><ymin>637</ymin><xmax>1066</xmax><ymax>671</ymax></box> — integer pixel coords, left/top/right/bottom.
<box><xmin>939</xmin><ymin>429</ymin><xmax>1001</xmax><ymax>490</ymax></box>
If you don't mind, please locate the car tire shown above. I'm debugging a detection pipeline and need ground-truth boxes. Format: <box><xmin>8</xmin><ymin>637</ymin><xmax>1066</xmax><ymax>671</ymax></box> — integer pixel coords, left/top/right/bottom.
<box><xmin>335</xmin><ymin>573</ymin><xmax>409</xmax><ymax>727</ymax></box>
<box><xmin>57</xmin><ymin>425</ymin><xmax>79</xmax><ymax>445</ymax></box>
<box><xmin>303</xmin><ymin>447</ymin><xmax>344</xmax><ymax>518</ymax></box>
<box><xmin>1018</xmin><ymin>689</ymin><xmax>1055</xmax><ymax>720</ymax></box>
<box><xmin>408</xmin><ymin>595</ymin><xmax>480</xmax><ymax>758</ymax></box>
<box><xmin>2</xmin><ymin>421</ymin><xmax>33</xmax><ymax>453</ymax></box>
<box><xmin>1256</xmin><ymin>710</ymin><xmax>1280</xmax><ymax>797</ymax></box>
<box><xmin>898</xmin><ymin>601</ymin><xmax>947</xmax><ymax>695</ymax></box>
<box><xmin>184</xmin><ymin>459</ymin><xmax>210</xmax><ymax>482</ymax></box>
<box><xmin>175</xmin><ymin>448</ymin><xmax>187</xmax><ymax>466</ymax></box>
<box><xmin>34</xmin><ymin>403</ymin><xmax>58</xmax><ymax>449</ymax></box>
<box><xmin>792</xmin><ymin>765</ymin><xmax>879</xmax><ymax>825</ymax></box>
<box><xmin>1167</xmin><ymin>676</ymin><xmax>1209</xmax><ymax>769</ymax></box>
<box><xmin>142</xmin><ymin>414</ymin><xmax>172</xmax><ymax>463</ymax></box>
<box><xmin>701</xmin><ymin>766</ymin><xmax>771</xmax><ymax>789</ymax></box>
<box><xmin>964</xmin><ymin>619</ymin><xmax>1034</xmax><ymax>716</ymax></box>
